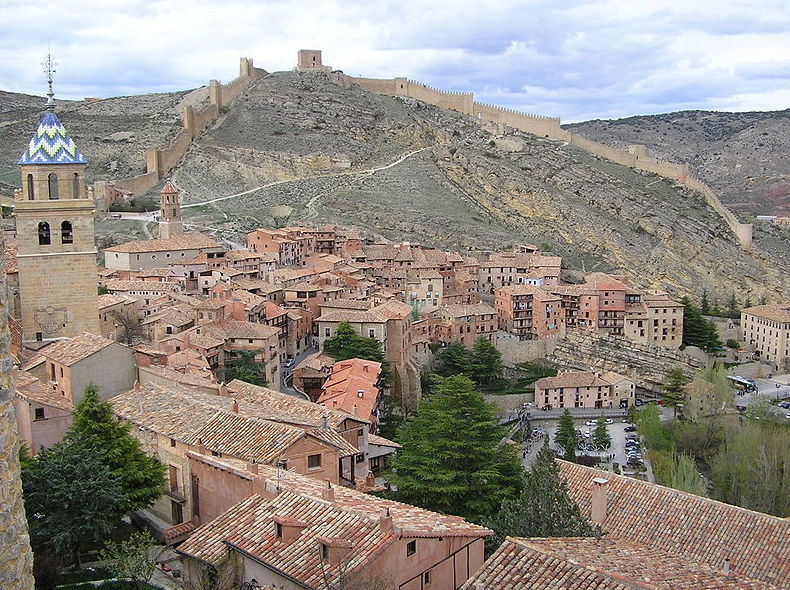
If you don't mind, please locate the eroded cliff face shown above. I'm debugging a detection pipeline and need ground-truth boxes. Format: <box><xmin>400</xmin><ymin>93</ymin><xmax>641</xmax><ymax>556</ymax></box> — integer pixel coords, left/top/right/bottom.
<box><xmin>173</xmin><ymin>72</ymin><xmax>789</xmax><ymax>302</ymax></box>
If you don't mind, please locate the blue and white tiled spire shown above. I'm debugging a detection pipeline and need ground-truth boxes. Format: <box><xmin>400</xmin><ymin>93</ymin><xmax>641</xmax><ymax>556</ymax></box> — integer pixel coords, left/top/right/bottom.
<box><xmin>18</xmin><ymin>52</ymin><xmax>87</xmax><ymax>165</ymax></box>
<box><xmin>18</xmin><ymin>112</ymin><xmax>88</xmax><ymax>165</ymax></box>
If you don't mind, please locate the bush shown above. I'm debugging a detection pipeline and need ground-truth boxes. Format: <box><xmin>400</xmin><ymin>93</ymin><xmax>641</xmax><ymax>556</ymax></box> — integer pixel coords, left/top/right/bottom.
<box><xmin>726</xmin><ymin>338</ymin><xmax>739</xmax><ymax>349</ymax></box>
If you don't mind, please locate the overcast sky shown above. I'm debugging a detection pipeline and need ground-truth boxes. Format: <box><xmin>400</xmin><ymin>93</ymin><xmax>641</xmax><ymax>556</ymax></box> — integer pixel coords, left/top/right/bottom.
<box><xmin>1</xmin><ymin>0</ymin><xmax>788</xmax><ymax>122</ymax></box>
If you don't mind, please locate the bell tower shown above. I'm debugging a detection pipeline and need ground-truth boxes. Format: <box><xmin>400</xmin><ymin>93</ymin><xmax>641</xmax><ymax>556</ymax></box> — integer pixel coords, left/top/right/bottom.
<box><xmin>158</xmin><ymin>180</ymin><xmax>183</xmax><ymax>240</ymax></box>
<box><xmin>14</xmin><ymin>57</ymin><xmax>99</xmax><ymax>343</ymax></box>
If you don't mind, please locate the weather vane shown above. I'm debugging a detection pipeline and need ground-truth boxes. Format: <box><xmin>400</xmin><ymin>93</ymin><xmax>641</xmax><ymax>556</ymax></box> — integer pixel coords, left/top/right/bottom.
<box><xmin>41</xmin><ymin>47</ymin><xmax>58</xmax><ymax>111</ymax></box>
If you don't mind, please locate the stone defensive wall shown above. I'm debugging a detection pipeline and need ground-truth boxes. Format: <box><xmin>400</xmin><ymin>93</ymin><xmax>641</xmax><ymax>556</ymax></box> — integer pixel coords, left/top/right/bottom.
<box><xmin>113</xmin><ymin>57</ymin><xmax>267</xmax><ymax>197</ymax></box>
<box><xmin>346</xmin><ymin>72</ymin><xmax>752</xmax><ymax>250</ymax></box>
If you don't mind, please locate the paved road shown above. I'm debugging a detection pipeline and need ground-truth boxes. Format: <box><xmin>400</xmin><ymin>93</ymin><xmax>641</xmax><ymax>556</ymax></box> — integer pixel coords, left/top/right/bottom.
<box><xmin>279</xmin><ymin>344</ymin><xmax>318</xmax><ymax>400</ymax></box>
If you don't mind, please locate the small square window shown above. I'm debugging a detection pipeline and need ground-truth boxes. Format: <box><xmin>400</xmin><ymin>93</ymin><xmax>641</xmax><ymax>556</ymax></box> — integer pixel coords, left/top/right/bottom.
<box><xmin>34</xmin><ymin>407</ymin><xmax>45</xmax><ymax>421</ymax></box>
<box><xmin>406</xmin><ymin>540</ymin><xmax>416</xmax><ymax>556</ymax></box>
<box><xmin>170</xmin><ymin>438</ymin><xmax>176</xmax><ymax>448</ymax></box>
<box><xmin>355</xmin><ymin>453</ymin><xmax>365</xmax><ymax>464</ymax></box>
<box><xmin>308</xmin><ymin>454</ymin><xmax>322</xmax><ymax>469</ymax></box>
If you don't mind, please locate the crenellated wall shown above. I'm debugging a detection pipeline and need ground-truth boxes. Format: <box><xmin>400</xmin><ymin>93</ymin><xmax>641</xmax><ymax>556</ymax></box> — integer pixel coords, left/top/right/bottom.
<box><xmin>344</xmin><ymin>68</ymin><xmax>752</xmax><ymax>250</ymax></box>
<box><xmin>112</xmin><ymin>57</ymin><xmax>267</xmax><ymax>197</ymax></box>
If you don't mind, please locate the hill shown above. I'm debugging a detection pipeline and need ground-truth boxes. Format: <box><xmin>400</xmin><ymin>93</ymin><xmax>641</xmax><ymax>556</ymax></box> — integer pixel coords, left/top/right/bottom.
<box><xmin>1</xmin><ymin>72</ymin><xmax>788</xmax><ymax>304</ymax></box>
<box><xmin>568</xmin><ymin>110</ymin><xmax>790</xmax><ymax>217</ymax></box>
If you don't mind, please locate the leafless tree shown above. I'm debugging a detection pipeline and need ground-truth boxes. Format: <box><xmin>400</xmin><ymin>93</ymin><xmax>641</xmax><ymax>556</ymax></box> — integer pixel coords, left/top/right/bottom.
<box><xmin>110</xmin><ymin>308</ymin><xmax>144</xmax><ymax>346</ymax></box>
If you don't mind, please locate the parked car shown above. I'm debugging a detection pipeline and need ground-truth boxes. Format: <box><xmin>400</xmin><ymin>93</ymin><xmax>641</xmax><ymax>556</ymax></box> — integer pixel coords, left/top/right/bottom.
<box><xmin>585</xmin><ymin>420</ymin><xmax>598</xmax><ymax>426</ymax></box>
<box><xmin>624</xmin><ymin>425</ymin><xmax>637</xmax><ymax>432</ymax></box>
<box><xmin>605</xmin><ymin>419</ymin><xmax>614</xmax><ymax>425</ymax></box>
<box><xmin>785</xmin><ymin>413</ymin><xmax>790</xmax><ymax>420</ymax></box>
<box><xmin>284</xmin><ymin>358</ymin><xmax>295</xmax><ymax>368</ymax></box>
<box><xmin>778</xmin><ymin>401</ymin><xmax>790</xmax><ymax>409</ymax></box>
<box><xmin>625</xmin><ymin>433</ymin><xmax>639</xmax><ymax>440</ymax></box>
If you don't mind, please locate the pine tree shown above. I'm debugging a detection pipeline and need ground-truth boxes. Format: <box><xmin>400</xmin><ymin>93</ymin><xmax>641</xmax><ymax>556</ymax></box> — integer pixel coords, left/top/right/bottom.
<box><xmin>22</xmin><ymin>438</ymin><xmax>126</xmax><ymax>568</ymax></box>
<box><xmin>555</xmin><ymin>409</ymin><xmax>577</xmax><ymax>462</ymax></box>
<box><xmin>436</xmin><ymin>341</ymin><xmax>470</xmax><ymax>376</ymax></box>
<box><xmin>592</xmin><ymin>417</ymin><xmax>611</xmax><ymax>450</ymax></box>
<box><xmin>486</xmin><ymin>442</ymin><xmax>602</xmax><ymax>550</ymax></box>
<box><xmin>681</xmin><ymin>297</ymin><xmax>722</xmax><ymax>353</ymax></box>
<box><xmin>67</xmin><ymin>385</ymin><xmax>166</xmax><ymax>511</ymax></box>
<box><xmin>387</xmin><ymin>375</ymin><xmax>523</xmax><ymax>522</ymax></box>
<box><xmin>663</xmin><ymin>367</ymin><xmax>689</xmax><ymax>416</ymax></box>
<box><xmin>700</xmin><ymin>291</ymin><xmax>711</xmax><ymax>315</ymax></box>
<box><xmin>468</xmin><ymin>337</ymin><xmax>503</xmax><ymax>386</ymax></box>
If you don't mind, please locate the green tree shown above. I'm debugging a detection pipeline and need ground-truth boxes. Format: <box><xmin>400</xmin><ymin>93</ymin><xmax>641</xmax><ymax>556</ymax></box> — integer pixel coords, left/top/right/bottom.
<box><xmin>700</xmin><ymin>290</ymin><xmax>711</xmax><ymax>315</ymax></box>
<box><xmin>97</xmin><ymin>284</ymin><xmax>110</xmax><ymax>295</ymax></box>
<box><xmin>387</xmin><ymin>375</ymin><xmax>523</xmax><ymax>522</ymax></box>
<box><xmin>22</xmin><ymin>438</ymin><xmax>125</xmax><ymax>567</ymax></box>
<box><xmin>224</xmin><ymin>349</ymin><xmax>268</xmax><ymax>386</ymax></box>
<box><xmin>662</xmin><ymin>367</ymin><xmax>689</xmax><ymax>417</ymax></box>
<box><xmin>635</xmin><ymin>404</ymin><xmax>673</xmax><ymax>452</ymax></box>
<box><xmin>681</xmin><ymin>297</ymin><xmax>722</xmax><ymax>353</ymax></box>
<box><xmin>67</xmin><ymin>385</ymin><xmax>166</xmax><ymax>511</ymax></box>
<box><xmin>468</xmin><ymin>337</ymin><xmax>503</xmax><ymax>387</ymax></box>
<box><xmin>99</xmin><ymin>530</ymin><xmax>158</xmax><ymax>590</ymax></box>
<box><xmin>592</xmin><ymin>417</ymin><xmax>611</xmax><ymax>450</ymax></box>
<box><xmin>684</xmin><ymin>361</ymin><xmax>731</xmax><ymax>421</ymax></box>
<box><xmin>554</xmin><ymin>409</ymin><xmax>577</xmax><ymax>461</ymax></box>
<box><xmin>436</xmin><ymin>341</ymin><xmax>470</xmax><ymax>376</ymax></box>
<box><xmin>324</xmin><ymin>322</ymin><xmax>391</xmax><ymax>384</ymax></box>
<box><xmin>486</xmin><ymin>442</ymin><xmax>602</xmax><ymax>550</ymax></box>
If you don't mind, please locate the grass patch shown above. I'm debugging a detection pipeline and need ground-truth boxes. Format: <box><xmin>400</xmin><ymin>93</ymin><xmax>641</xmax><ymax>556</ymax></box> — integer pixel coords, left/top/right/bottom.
<box><xmin>60</xmin><ymin>568</ymin><xmax>112</xmax><ymax>584</ymax></box>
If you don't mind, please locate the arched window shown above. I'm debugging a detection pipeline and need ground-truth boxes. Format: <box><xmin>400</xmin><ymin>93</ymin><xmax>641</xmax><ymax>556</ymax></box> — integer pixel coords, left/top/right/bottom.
<box><xmin>61</xmin><ymin>221</ymin><xmax>73</xmax><ymax>244</ymax></box>
<box><xmin>72</xmin><ymin>173</ymin><xmax>80</xmax><ymax>199</ymax></box>
<box><xmin>27</xmin><ymin>174</ymin><xmax>34</xmax><ymax>200</ymax></box>
<box><xmin>47</xmin><ymin>173</ymin><xmax>58</xmax><ymax>199</ymax></box>
<box><xmin>38</xmin><ymin>222</ymin><xmax>51</xmax><ymax>245</ymax></box>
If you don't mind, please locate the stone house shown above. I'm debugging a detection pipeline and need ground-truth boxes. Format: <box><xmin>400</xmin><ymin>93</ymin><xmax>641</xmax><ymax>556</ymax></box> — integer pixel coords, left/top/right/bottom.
<box><xmin>534</xmin><ymin>370</ymin><xmax>634</xmax><ymax>410</ymax></box>
<box><xmin>110</xmin><ymin>383</ymin><xmax>360</xmax><ymax>535</ymax></box>
<box><xmin>292</xmin><ymin>351</ymin><xmax>335</xmax><ymax>400</ymax></box>
<box><xmin>141</xmin><ymin>304</ymin><xmax>195</xmax><ymax>344</ymax></box>
<box><xmin>740</xmin><ymin>303</ymin><xmax>790</xmax><ymax>370</ymax></box>
<box><xmin>39</xmin><ymin>332</ymin><xmax>136</xmax><ymax>403</ymax></box>
<box><xmin>97</xmin><ymin>293</ymin><xmax>140</xmax><ymax>342</ymax></box>
<box><xmin>479</xmin><ymin>251</ymin><xmax>561</xmax><ymax>294</ymax></box>
<box><xmin>246</xmin><ymin>227</ymin><xmax>316</xmax><ymax>267</ymax></box>
<box><xmin>434</xmin><ymin>303</ymin><xmax>498</xmax><ymax>348</ymax></box>
<box><xmin>495</xmin><ymin>285</ymin><xmax>565</xmax><ymax>340</ymax></box>
<box><xmin>13</xmin><ymin>369</ymin><xmax>72</xmax><ymax>455</ymax></box>
<box><xmin>317</xmin><ymin>358</ymin><xmax>382</xmax><ymax>426</ymax></box>
<box><xmin>104</xmin><ymin>232</ymin><xmax>224</xmax><ymax>272</ymax></box>
<box><xmin>177</xmin><ymin>460</ymin><xmax>491</xmax><ymax>590</ymax></box>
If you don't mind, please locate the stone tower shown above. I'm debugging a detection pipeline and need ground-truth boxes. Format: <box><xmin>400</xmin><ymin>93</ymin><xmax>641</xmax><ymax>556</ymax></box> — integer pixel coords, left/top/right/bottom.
<box><xmin>0</xmin><ymin>232</ymin><xmax>36</xmax><ymax>588</ymax></box>
<box><xmin>158</xmin><ymin>181</ymin><xmax>183</xmax><ymax>240</ymax></box>
<box><xmin>15</xmin><ymin>96</ymin><xmax>99</xmax><ymax>343</ymax></box>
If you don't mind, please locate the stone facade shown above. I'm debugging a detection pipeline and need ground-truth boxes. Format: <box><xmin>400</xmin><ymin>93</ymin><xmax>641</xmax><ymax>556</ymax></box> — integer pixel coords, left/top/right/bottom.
<box><xmin>0</xmin><ymin>232</ymin><xmax>35</xmax><ymax>589</ymax></box>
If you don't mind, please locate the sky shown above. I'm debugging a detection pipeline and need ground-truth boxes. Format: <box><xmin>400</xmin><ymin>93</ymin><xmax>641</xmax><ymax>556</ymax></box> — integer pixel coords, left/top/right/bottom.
<box><xmin>1</xmin><ymin>0</ymin><xmax>789</xmax><ymax>122</ymax></box>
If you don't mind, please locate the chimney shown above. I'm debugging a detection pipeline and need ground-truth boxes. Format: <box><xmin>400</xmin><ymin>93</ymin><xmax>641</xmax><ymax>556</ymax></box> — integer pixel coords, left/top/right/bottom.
<box><xmin>231</xmin><ymin>399</ymin><xmax>239</xmax><ymax>413</ymax></box>
<box><xmin>591</xmin><ymin>477</ymin><xmax>609</xmax><ymax>525</ymax></box>
<box><xmin>320</xmin><ymin>414</ymin><xmax>328</xmax><ymax>431</ymax></box>
<box><xmin>723</xmin><ymin>558</ymin><xmax>731</xmax><ymax>574</ymax></box>
<box><xmin>357</xmin><ymin>389</ymin><xmax>365</xmax><ymax>398</ymax></box>
<box><xmin>218</xmin><ymin>382</ymin><xmax>228</xmax><ymax>397</ymax></box>
<box><xmin>247</xmin><ymin>461</ymin><xmax>259</xmax><ymax>475</ymax></box>
<box><xmin>363</xmin><ymin>363</ymin><xmax>369</xmax><ymax>373</ymax></box>
<box><xmin>379</xmin><ymin>507</ymin><xmax>393</xmax><ymax>532</ymax></box>
<box><xmin>195</xmin><ymin>437</ymin><xmax>208</xmax><ymax>455</ymax></box>
<box><xmin>365</xmin><ymin>471</ymin><xmax>375</xmax><ymax>488</ymax></box>
<box><xmin>322</xmin><ymin>479</ymin><xmax>335</xmax><ymax>502</ymax></box>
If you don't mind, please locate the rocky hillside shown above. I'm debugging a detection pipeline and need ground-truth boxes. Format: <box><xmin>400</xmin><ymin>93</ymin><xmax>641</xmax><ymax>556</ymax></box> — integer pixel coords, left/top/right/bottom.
<box><xmin>568</xmin><ymin>110</ymin><xmax>790</xmax><ymax>217</ymax></box>
<box><xmin>2</xmin><ymin>74</ymin><xmax>789</xmax><ymax>304</ymax></box>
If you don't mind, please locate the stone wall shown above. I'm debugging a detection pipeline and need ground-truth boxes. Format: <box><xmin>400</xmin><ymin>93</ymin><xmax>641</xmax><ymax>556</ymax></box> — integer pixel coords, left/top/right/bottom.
<box><xmin>0</xmin><ymin>234</ymin><xmax>35</xmax><ymax>589</ymax></box>
<box><xmin>545</xmin><ymin>330</ymin><xmax>702</xmax><ymax>393</ymax></box>
<box><xmin>113</xmin><ymin>57</ymin><xmax>266</xmax><ymax>197</ymax></box>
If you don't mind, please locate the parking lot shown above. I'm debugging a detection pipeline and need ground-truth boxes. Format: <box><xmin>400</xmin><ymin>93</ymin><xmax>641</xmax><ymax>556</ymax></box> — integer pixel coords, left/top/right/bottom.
<box><xmin>520</xmin><ymin>415</ymin><xmax>653</xmax><ymax>481</ymax></box>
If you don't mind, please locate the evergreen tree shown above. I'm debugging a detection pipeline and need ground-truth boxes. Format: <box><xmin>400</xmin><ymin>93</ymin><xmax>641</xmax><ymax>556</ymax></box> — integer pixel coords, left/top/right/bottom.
<box><xmin>436</xmin><ymin>341</ymin><xmax>470</xmax><ymax>376</ymax></box>
<box><xmin>324</xmin><ymin>322</ymin><xmax>391</xmax><ymax>384</ymax></box>
<box><xmin>592</xmin><ymin>417</ymin><xmax>611</xmax><ymax>450</ymax></box>
<box><xmin>726</xmin><ymin>292</ymin><xmax>740</xmax><ymax>319</ymax></box>
<box><xmin>681</xmin><ymin>297</ymin><xmax>722</xmax><ymax>353</ymax></box>
<box><xmin>468</xmin><ymin>337</ymin><xmax>503</xmax><ymax>386</ymax></box>
<box><xmin>700</xmin><ymin>291</ymin><xmax>711</xmax><ymax>315</ymax></box>
<box><xmin>662</xmin><ymin>367</ymin><xmax>689</xmax><ymax>416</ymax></box>
<box><xmin>555</xmin><ymin>409</ymin><xmax>577</xmax><ymax>461</ymax></box>
<box><xmin>22</xmin><ymin>438</ymin><xmax>125</xmax><ymax>568</ymax></box>
<box><xmin>67</xmin><ymin>385</ymin><xmax>166</xmax><ymax>511</ymax></box>
<box><xmin>225</xmin><ymin>349</ymin><xmax>267</xmax><ymax>386</ymax></box>
<box><xmin>486</xmin><ymin>442</ymin><xmax>602</xmax><ymax>550</ymax></box>
<box><xmin>387</xmin><ymin>375</ymin><xmax>523</xmax><ymax>522</ymax></box>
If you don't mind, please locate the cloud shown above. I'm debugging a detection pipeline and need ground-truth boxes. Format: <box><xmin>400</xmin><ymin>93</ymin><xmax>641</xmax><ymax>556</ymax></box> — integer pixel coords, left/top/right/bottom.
<box><xmin>0</xmin><ymin>0</ymin><xmax>788</xmax><ymax>121</ymax></box>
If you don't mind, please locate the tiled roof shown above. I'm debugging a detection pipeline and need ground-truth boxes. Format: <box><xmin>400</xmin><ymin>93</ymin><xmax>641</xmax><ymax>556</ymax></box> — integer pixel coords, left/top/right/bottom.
<box><xmin>559</xmin><ymin>461</ymin><xmax>790</xmax><ymax>587</ymax></box>
<box><xmin>105</xmin><ymin>232</ymin><xmax>221</xmax><ymax>254</ymax></box>
<box><xmin>160</xmin><ymin>181</ymin><xmax>178</xmax><ymax>195</ymax></box>
<box><xmin>105</xmin><ymin>280</ymin><xmax>179</xmax><ymax>293</ymax></box>
<box><xmin>294</xmin><ymin>352</ymin><xmax>335</xmax><ymax>373</ymax></box>
<box><xmin>437</xmin><ymin>303</ymin><xmax>497</xmax><ymax>318</ymax></box>
<box><xmin>97</xmin><ymin>294</ymin><xmax>134</xmax><ymax>309</ymax></box>
<box><xmin>14</xmin><ymin>369</ymin><xmax>73</xmax><ymax>411</ymax></box>
<box><xmin>742</xmin><ymin>304</ymin><xmax>790</xmax><ymax>324</ymax></box>
<box><xmin>110</xmin><ymin>384</ymin><xmax>355</xmax><ymax>460</ymax></box>
<box><xmin>461</xmin><ymin>537</ymin><xmax>776</xmax><ymax>589</ymax></box>
<box><xmin>368</xmin><ymin>433</ymin><xmax>401</xmax><ymax>448</ymax></box>
<box><xmin>40</xmin><ymin>332</ymin><xmax>116</xmax><ymax>366</ymax></box>
<box><xmin>227</xmin><ymin>380</ymin><xmax>368</xmax><ymax>428</ymax></box>
<box><xmin>317</xmin><ymin>359</ymin><xmax>381</xmax><ymax>421</ymax></box>
<box><xmin>18</xmin><ymin>111</ymin><xmax>87</xmax><ymax>165</ymax></box>
<box><xmin>141</xmin><ymin>305</ymin><xmax>193</xmax><ymax>327</ymax></box>
<box><xmin>319</xmin><ymin>310</ymin><xmax>386</xmax><ymax>324</ymax></box>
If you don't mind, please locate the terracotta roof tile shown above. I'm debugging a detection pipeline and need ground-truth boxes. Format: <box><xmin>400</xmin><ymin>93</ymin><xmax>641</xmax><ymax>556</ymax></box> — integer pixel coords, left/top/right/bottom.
<box><xmin>105</xmin><ymin>232</ymin><xmax>222</xmax><ymax>254</ymax></box>
<box><xmin>40</xmin><ymin>332</ymin><xmax>117</xmax><ymax>366</ymax></box>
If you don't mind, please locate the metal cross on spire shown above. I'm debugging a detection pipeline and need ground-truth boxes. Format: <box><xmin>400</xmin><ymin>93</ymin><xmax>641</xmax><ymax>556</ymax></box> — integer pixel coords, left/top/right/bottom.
<box><xmin>42</xmin><ymin>48</ymin><xmax>58</xmax><ymax>111</ymax></box>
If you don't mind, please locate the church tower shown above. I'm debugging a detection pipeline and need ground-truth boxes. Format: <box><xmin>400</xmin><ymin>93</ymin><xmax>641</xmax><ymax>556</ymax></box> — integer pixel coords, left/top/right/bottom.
<box><xmin>158</xmin><ymin>180</ymin><xmax>183</xmax><ymax>240</ymax></box>
<box><xmin>14</xmin><ymin>63</ymin><xmax>99</xmax><ymax>343</ymax></box>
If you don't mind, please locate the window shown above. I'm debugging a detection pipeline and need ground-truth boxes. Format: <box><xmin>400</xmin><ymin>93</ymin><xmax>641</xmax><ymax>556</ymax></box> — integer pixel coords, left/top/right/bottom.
<box><xmin>170</xmin><ymin>438</ymin><xmax>176</xmax><ymax>447</ymax></box>
<box><xmin>72</xmin><ymin>173</ymin><xmax>80</xmax><ymax>198</ymax></box>
<box><xmin>47</xmin><ymin>173</ymin><xmax>58</xmax><ymax>199</ymax></box>
<box><xmin>321</xmin><ymin>543</ymin><xmax>329</xmax><ymax>560</ymax></box>
<box><xmin>406</xmin><ymin>540</ymin><xmax>416</xmax><ymax>556</ymax></box>
<box><xmin>34</xmin><ymin>407</ymin><xmax>45</xmax><ymax>421</ymax></box>
<box><xmin>424</xmin><ymin>571</ymin><xmax>431</xmax><ymax>584</ymax></box>
<box><xmin>275</xmin><ymin>522</ymin><xmax>283</xmax><ymax>538</ymax></box>
<box><xmin>61</xmin><ymin>221</ymin><xmax>73</xmax><ymax>244</ymax></box>
<box><xmin>368</xmin><ymin>329</ymin><xmax>375</xmax><ymax>338</ymax></box>
<box><xmin>38</xmin><ymin>222</ymin><xmax>51</xmax><ymax>245</ymax></box>
<box><xmin>27</xmin><ymin>174</ymin><xmax>34</xmax><ymax>200</ymax></box>
<box><xmin>324</xmin><ymin>328</ymin><xmax>331</xmax><ymax>337</ymax></box>
<box><xmin>307</xmin><ymin>454</ymin><xmax>322</xmax><ymax>469</ymax></box>
<box><xmin>355</xmin><ymin>453</ymin><xmax>365</xmax><ymax>464</ymax></box>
